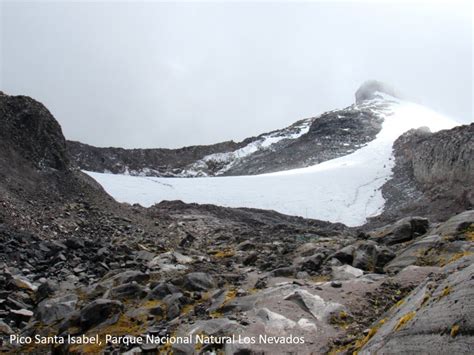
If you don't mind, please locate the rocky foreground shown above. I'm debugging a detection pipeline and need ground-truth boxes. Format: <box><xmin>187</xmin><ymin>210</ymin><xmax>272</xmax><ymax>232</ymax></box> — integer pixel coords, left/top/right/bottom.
<box><xmin>0</xmin><ymin>92</ymin><xmax>473</xmax><ymax>354</ymax></box>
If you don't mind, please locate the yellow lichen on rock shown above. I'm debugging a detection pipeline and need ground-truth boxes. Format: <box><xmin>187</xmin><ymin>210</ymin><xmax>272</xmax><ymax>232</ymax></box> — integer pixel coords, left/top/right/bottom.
<box><xmin>464</xmin><ymin>224</ymin><xmax>474</xmax><ymax>241</ymax></box>
<box><xmin>450</xmin><ymin>324</ymin><xmax>460</xmax><ymax>338</ymax></box>
<box><xmin>445</xmin><ymin>251</ymin><xmax>473</xmax><ymax>265</ymax></box>
<box><xmin>393</xmin><ymin>311</ymin><xmax>416</xmax><ymax>331</ymax></box>
<box><xmin>353</xmin><ymin>327</ymin><xmax>378</xmax><ymax>354</ymax></box>
<box><xmin>329</xmin><ymin>310</ymin><xmax>352</xmax><ymax>329</ymax></box>
<box><xmin>181</xmin><ymin>303</ymin><xmax>195</xmax><ymax>315</ymax></box>
<box><xmin>212</xmin><ymin>249</ymin><xmax>235</xmax><ymax>258</ymax></box>
<box><xmin>210</xmin><ymin>289</ymin><xmax>237</xmax><ymax>318</ymax></box>
<box><xmin>328</xmin><ymin>342</ymin><xmax>353</xmax><ymax>355</ymax></box>
<box><xmin>439</xmin><ymin>286</ymin><xmax>451</xmax><ymax>299</ymax></box>
<box><xmin>223</xmin><ymin>289</ymin><xmax>237</xmax><ymax>304</ymax></box>
<box><xmin>351</xmin><ymin>319</ymin><xmax>386</xmax><ymax>354</ymax></box>
<box><xmin>310</xmin><ymin>275</ymin><xmax>330</xmax><ymax>283</ymax></box>
<box><xmin>391</xmin><ymin>298</ymin><xmax>405</xmax><ymax>310</ymax></box>
<box><xmin>141</xmin><ymin>299</ymin><xmax>164</xmax><ymax>309</ymax></box>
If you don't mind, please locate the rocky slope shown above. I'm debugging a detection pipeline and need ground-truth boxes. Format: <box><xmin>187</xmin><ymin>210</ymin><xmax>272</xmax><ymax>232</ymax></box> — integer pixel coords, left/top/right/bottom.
<box><xmin>0</xmin><ymin>91</ymin><xmax>473</xmax><ymax>355</ymax></box>
<box><xmin>67</xmin><ymin>140</ymin><xmax>248</xmax><ymax>178</ymax></box>
<box><xmin>375</xmin><ymin>123</ymin><xmax>474</xmax><ymax>225</ymax></box>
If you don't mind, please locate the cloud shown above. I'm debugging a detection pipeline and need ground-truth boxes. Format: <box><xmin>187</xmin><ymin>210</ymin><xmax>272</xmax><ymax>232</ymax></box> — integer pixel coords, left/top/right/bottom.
<box><xmin>1</xmin><ymin>1</ymin><xmax>472</xmax><ymax>148</ymax></box>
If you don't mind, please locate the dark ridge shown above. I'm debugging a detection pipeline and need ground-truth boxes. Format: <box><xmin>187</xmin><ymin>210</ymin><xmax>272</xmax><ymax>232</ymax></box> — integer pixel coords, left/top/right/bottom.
<box><xmin>0</xmin><ymin>94</ymin><xmax>70</xmax><ymax>171</ymax></box>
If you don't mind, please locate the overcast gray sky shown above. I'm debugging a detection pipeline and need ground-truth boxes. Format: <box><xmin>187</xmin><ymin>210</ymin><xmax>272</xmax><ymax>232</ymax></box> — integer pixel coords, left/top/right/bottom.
<box><xmin>1</xmin><ymin>1</ymin><xmax>472</xmax><ymax>148</ymax></box>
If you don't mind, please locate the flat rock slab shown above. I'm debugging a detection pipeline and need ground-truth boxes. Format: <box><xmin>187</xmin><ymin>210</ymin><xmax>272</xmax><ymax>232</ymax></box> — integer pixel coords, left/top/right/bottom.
<box><xmin>360</xmin><ymin>256</ymin><xmax>474</xmax><ymax>354</ymax></box>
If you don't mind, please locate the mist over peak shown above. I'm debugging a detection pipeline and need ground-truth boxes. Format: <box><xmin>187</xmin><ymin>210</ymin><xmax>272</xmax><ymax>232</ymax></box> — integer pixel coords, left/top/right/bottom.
<box><xmin>355</xmin><ymin>80</ymin><xmax>400</xmax><ymax>103</ymax></box>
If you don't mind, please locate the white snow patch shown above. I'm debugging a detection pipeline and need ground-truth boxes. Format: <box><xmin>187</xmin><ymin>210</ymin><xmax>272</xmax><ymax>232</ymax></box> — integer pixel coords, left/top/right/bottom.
<box><xmin>85</xmin><ymin>99</ymin><xmax>458</xmax><ymax>226</ymax></box>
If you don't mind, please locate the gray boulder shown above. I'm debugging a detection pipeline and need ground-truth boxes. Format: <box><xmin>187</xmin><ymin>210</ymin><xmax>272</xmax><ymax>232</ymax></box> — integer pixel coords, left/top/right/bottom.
<box><xmin>220</xmin><ymin>294</ymin><xmax>259</xmax><ymax>313</ymax></box>
<box><xmin>0</xmin><ymin>320</ymin><xmax>13</xmax><ymax>335</ymax></box>
<box><xmin>162</xmin><ymin>293</ymin><xmax>189</xmax><ymax>320</ymax></box>
<box><xmin>148</xmin><ymin>282</ymin><xmax>180</xmax><ymax>300</ymax></box>
<box><xmin>298</xmin><ymin>253</ymin><xmax>325</xmax><ymax>272</ymax></box>
<box><xmin>181</xmin><ymin>272</ymin><xmax>215</xmax><ymax>292</ymax></box>
<box><xmin>36</xmin><ymin>294</ymin><xmax>78</xmax><ymax>325</ymax></box>
<box><xmin>36</xmin><ymin>280</ymin><xmax>59</xmax><ymax>301</ymax></box>
<box><xmin>332</xmin><ymin>264</ymin><xmax>364</xmax><ymax>280</ymax></box>
<box><xmin>334</xmin><ymin>241</ymin><xmax>395</xmax><ymax>273</ymax></box>
<box><xmin>172</xmin><ymin>318</ymin><xmax>240</xmax><ymax>354</ymax></box>
<box><xmin>104</xmin><ymin>270</ymin><xmax>149</xmax><ymax>285</ymax></box>
<box><xmin>10</xmin><ymin>275</ymin><xmax>37</xmax><ymax>292</ymax></box>
<box><xmin>284</xmin><ymin>288</ymin><xmax>344</xmax><ymax>321</ymax></box>
<box><xmin>384</xmin><ymin>232</ymin><xmax>473</xmax><ymax>274</ymax></box>
<box><xmin>353</xmin><ymin>241</ymin><xmax>395</xmax><ymax>272</ymax></box>
<box><xmin>432</xmin><ymin>210</ymin><xmax>474</xmax><ymax>236</ymax></box>
<box><xmin>109</xmin><ymin>282</ymin><xmax>146</xmax><ymax>300</ymax></box>
<box><xmin>332</xmin><ymin>244</ymin><xmax>356</xmax><ymax>264</ymax></box>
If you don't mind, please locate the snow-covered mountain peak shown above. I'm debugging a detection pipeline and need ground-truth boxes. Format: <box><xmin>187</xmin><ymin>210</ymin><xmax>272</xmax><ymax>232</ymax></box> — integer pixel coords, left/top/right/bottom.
<box><xmin>180</xmin><ymin>92</ymin><xmax>404</xmax><ymax>177</ymax></box>
<box><xmin>84</xmin><ymin>93</ymin><xmax>459</xmax><ymax>226</ymax></box>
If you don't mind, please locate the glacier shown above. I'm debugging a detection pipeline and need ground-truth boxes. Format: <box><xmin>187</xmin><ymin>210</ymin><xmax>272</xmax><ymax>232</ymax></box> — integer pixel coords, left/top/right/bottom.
<box><xmin>85</xmin><ymin>97</ymin><xmax>458</xmax><ymax>227</ymax></box>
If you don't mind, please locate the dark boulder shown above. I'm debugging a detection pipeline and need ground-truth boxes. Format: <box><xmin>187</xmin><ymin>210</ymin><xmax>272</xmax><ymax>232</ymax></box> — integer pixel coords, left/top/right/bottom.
<box><xmin>332</xmin><ymin>241</ymin><xmax>395</xmax><ymax>273</ymax></box>
<box><xmin>369</xmin><ymin>216</ymin><xmax>429</xmax><ymax>245</ymax></box>
<box><xmin>299</xmin><ymin>253</ymin><xmax>325</xmax><ymax>272</ymax></box>
<box><xmin>148</xmin><ymin>282</ymin><xmax>180</xmax><ymax>300</ymax></box>
<box><xmin>79</xmin><ymin>299</ymin><xmax>123</xmax><ymax>331</ymax></box>
<box><xmin>352</xmin><ymin>241</ymin><xmax>395</xmax><ymax>272</ymax></box>
<box><xmin>162</xmin><ymin>293</ymin><xmax>190</xmax><ymax>320</ymax></box>
<box><xmin>181</xmin><ymin>272</ymin><xmax>216</xmax><ymax>292</ymax></box>
<box><xmin>109</xmin><ymin>282</ymin><xmax>146</xmax><ymax>300</ymax></box>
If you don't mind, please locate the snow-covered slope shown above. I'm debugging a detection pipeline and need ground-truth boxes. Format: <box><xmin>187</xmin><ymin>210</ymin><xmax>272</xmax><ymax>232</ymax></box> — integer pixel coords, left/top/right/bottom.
<box><xmin>86</xmin><ymin>96</ymin><xmax>458</xmax><ymax>226</ymax></box>
<box><xmin>184</xmin><ymin>118</ymin><xmax>313</xmax><ymax>176</ymax></box>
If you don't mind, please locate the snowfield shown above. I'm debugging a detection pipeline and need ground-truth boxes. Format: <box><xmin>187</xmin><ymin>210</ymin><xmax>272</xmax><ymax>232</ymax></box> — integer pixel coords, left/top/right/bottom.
<box><xmin>86</xmin><ymin>98</ymin><xmax>458</xmax><ymax>226</ymax></box>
